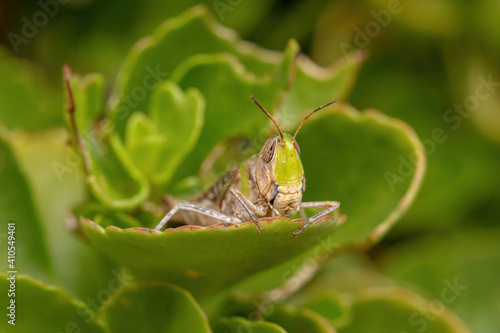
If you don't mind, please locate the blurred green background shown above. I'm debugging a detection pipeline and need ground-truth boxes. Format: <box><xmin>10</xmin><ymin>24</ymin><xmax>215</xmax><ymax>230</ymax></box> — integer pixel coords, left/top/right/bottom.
<box><xmin>1</xmin><ymin>0</ymin><xmax>499</xmax><ymax>332</ymax></box>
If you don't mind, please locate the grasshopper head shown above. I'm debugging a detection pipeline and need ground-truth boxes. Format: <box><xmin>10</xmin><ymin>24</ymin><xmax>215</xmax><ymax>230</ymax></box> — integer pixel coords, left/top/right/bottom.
<box><xmin>251</xmin><ymin>96</ymin><xmax>337</xmax><ymax>212</ymax></box>
<box><xmin>260</xmin><ymin>133</ymin><xmax>304</xmax><ymax>185</ymax></box>
<box><xmin>255</xmin><ymin>133</ymin><xmax>305</xmax><ymax>206</ymax></box>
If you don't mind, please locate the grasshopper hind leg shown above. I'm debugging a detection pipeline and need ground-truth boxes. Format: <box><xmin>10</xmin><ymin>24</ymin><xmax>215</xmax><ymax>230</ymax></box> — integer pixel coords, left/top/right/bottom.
<box><xmin>292</xmin><ymin>201</ymin><xmax>341</xmax><ymax>236</ymax></box>
<box><xmin>154</xmin><ymin>201</ymin><xmax>241</xmax><ymax>231</ymax></box>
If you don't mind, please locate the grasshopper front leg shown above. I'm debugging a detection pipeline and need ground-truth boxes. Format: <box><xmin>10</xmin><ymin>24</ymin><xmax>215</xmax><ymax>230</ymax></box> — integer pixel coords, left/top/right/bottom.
<box><xmin>292</xmin><ymin>201</ymin><xmax>341</xmax><ymax>236</ymax></box>
<box><xmin>228</xmin><ymin>188</ymin><xmax>266</xmax><ymax>233</ymax></box>
<box><xmin>154</xmin><ymin>187</ymin><xmax>267</xmax><ymax>232</ymax></box>
<box><xmin>154</xmin><ymin>201</ymin><xmax>240</xmax><ymax>231</ymax></box>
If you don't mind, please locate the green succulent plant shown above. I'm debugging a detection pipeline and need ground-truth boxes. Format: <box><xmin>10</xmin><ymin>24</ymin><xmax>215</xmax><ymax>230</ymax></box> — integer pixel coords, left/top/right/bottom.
<box><xmin>3</xmin><ymin>4</ymin><xmax>495</xmax><ymax>332</ymax></box>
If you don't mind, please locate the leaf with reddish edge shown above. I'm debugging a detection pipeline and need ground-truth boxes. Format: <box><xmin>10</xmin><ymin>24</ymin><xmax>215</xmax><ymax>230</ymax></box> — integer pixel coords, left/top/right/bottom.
<box><xmin>81</xmin><ymin>216</ymin><xmax>343</xmax><ymax>300</ymax></box>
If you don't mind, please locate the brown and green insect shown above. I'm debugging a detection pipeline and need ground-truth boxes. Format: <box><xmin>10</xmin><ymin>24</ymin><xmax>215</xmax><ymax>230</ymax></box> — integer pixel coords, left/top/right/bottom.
<box><xmin>155</xmin><ymin>97</ymin><xmax>340</xmax><ymax>236</ymax></box>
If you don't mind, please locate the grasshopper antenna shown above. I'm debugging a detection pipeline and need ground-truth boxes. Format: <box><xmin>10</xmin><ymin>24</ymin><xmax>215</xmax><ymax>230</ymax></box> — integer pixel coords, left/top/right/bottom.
<box><xmin>251</xmin><ymin>96</ymin><xmax>284</xmax><ymax>141</ymax></box>
<box><xmin>293</xmin><ymin>99</ymin><xmax>338</xmax><ymax>141</ymax></box>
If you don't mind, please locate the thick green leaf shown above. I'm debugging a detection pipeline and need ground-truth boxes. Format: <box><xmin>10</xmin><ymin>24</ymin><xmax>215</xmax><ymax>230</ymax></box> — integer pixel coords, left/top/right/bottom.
<box><xmin>81</xmin><ymin>216</ymin><xmax>342</xmax><ymax>299</ymax></box>
<box><xmin>337</xmin><ymin>287</ymin><xmax>470</xmax><ymax>333</ymax></box>
<box><xmin>0</xmin><ymin>133</ymin><xmax>51</xmax><ymax>280</ymax></box>
<box><xmin>214</xmin><ymin>317</ymin><xmax>287</xmax><ymax>333</ymax></box>
<box><xmin>0</xmin><ymin>274</ymin><xmax>106</xmax><ymax>333</ymax></box>
<box><xmin>98</xmin><ymin>282</ymin><xmax>210</xmax><ymax>333</ymax></box>
<box><xmin>379</xmin><ymin>230</ymin><xmax>500</xmax><ymax>333</ymax></box>
<box><xmin>65</xmin><ymin>70</ymin><xmax>150</xmax><ymax>209</ymax></box>
<box><xmin>124</xmin><ymin>114</ymin><xmax>164</xmax><ymax>175</ymax></box>
<box><xmin>299</xmin><ymin>104</ymin><xmax>426</xmax><ymax>246</ymax></box>
<box><xmin>267</xmin><ymin>304</ymin><xmax>337</xmax><ymax>333</ymax></box>
<box><xmin>125</xmin><ymin>81</ymin><xmax>205</xmax><ymax>184</ymax></box>
<box><xmin>88</xmin><ymin>133</ymin><xmax>150</xmax><ymax>209</ymax></box>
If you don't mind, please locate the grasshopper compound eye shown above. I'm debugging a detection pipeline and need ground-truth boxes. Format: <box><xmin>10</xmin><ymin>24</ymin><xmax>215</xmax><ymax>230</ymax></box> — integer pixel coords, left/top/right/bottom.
<box><xmin>261</xmin><ymin>136</ymin><xmax>277</xmax><ymax>163</ymax></box>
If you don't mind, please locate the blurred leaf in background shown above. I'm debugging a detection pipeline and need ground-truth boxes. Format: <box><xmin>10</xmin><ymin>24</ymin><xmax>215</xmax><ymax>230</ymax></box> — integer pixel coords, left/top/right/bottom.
<box><xmin>310</xmin><ymin>0</ymin><xmax>500</xmax><ymax>233</ymax></box>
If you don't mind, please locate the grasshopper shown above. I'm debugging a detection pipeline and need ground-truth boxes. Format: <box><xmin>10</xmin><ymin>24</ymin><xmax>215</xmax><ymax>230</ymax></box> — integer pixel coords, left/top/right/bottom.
<box><xmin>155</xmin><ymin>96</ymin><xmax>340</xmax><ymax>236</ymax></box>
